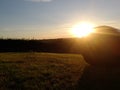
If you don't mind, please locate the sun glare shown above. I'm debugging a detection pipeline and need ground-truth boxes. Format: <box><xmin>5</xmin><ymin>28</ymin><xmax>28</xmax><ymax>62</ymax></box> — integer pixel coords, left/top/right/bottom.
<box><xmin>71</xmin><ymin>22</ymin><xmax>95</xmax><ymax>38</ymax></box>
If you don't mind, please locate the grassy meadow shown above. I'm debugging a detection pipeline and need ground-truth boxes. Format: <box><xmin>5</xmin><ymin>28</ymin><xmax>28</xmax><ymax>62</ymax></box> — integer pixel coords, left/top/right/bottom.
<box><xmin>0</xmin><ymin>52</ymin><xmax>87</xmax><ymax>90</ymax></box>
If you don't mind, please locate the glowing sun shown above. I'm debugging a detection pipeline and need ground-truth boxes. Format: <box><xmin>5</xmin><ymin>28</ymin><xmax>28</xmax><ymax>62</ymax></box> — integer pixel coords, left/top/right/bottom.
<box><xmin>71</xmin><ymin>22</ymin><xmax>95</xmax><ymax>38</ymax></box>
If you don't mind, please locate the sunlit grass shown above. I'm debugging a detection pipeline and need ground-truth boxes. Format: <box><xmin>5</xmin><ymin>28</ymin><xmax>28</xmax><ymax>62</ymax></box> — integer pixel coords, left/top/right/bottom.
<box><xmin>0</xmin><ymin>52</ymin><xmax>87</xmax><ymax>89</ymax></box>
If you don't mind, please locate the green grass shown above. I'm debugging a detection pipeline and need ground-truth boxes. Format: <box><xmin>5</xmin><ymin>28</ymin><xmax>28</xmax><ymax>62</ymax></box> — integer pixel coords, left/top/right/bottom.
<box><xmin>0</xmin><ymin>52</ymin><xmax>87</xmax><ymax>90</ymax></box>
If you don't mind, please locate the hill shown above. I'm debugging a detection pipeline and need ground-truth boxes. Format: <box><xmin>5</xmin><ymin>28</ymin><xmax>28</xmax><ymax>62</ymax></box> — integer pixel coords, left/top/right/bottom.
<box><xmin>81</xmin><ymin>26</ymin><xmax>120</xmax><ymax>66</ymax></box>
<box><xmin>94</xmin><ymin>26</ymin><xmax>120</xmax><ymax>34</ymax></box>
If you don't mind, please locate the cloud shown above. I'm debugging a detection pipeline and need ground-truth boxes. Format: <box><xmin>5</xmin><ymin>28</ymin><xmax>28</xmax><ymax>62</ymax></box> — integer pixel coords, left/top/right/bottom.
<box><xmin>25</xmin><ymin>0</ymin><xmax>53</xmax><ymax>2</ymax></box>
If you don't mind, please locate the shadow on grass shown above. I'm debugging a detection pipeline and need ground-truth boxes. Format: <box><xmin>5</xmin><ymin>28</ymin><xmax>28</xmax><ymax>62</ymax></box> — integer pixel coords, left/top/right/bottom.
<box><xmin>76</xmin><ymin>65</ymin><xmax>120</xmax><ymax>90</ymax></box>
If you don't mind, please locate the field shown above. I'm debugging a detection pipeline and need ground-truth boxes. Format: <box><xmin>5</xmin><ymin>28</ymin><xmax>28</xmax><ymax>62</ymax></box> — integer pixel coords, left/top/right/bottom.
<box><xmin>0</xmin><ymin>53</ymin><xmax>87</xmax><ymax>90</ymax></box>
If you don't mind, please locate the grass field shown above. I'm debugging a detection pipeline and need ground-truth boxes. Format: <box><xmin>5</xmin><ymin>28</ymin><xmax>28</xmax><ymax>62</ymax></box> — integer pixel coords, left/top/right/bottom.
<box><xmin>0</xmin><ymin>53</ymin><xmax>87</xmax><ymax>90</ymax></box>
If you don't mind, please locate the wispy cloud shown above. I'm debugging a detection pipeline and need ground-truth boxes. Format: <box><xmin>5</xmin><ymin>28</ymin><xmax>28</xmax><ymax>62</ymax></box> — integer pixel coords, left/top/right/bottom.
<box><xmin>25</xmin><ymin>0</ymin><xmax>53</xmax><ymax>2</ymax></box>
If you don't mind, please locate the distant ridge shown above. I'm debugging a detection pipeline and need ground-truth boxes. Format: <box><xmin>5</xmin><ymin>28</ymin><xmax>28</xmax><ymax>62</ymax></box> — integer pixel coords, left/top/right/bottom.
<box><xmin>94</xmin><ymin>26</ymin><xmax>120</xmax><ymax>35</ymax></box>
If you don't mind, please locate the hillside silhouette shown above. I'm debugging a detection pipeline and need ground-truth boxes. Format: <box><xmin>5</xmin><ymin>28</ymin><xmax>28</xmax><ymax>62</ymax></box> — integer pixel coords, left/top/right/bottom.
<box><xmin>76</xmin><ymin>26</ymin><xmax>120</xmax><ymax>90</ymax></box>
<box><xmin>94</xmin><ymin>26</ymin><xmax>120</xmax><ymax>34</ymax></box>
<box><xmin>80</xmin><ymin>26</ymin><xmax>120</xmax><ymax>66</ymax></box>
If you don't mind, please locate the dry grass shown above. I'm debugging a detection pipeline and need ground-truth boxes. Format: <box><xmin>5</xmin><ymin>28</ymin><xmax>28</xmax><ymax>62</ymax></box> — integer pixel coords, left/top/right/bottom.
<box><xmin>0</xmin><ymin>52</ymin><xmax>87</xmax><ymax>90</ymax></box>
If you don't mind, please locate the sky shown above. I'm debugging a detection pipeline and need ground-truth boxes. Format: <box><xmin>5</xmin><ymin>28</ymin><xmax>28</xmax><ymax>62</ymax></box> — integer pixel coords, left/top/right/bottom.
<box><xmin>0</xmin><ymin>0</ymin><xmax>120</xmax><ymax>39</ymax></box>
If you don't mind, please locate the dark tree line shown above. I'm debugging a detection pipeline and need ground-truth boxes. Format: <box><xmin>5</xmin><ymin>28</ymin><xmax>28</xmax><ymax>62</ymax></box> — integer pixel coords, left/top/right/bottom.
<box><xmin>0</xmin><ymin>38</ymin><xmax>82</xmax><ymax>53</ymax></box>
